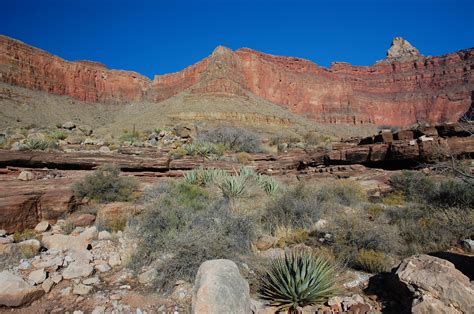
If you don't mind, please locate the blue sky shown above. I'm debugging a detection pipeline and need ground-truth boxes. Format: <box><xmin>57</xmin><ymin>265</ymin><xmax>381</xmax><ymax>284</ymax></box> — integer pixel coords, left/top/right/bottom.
<box><xmin>1</xmin><ymin>0</ymin><xmax>473</xmax><ymax>78</ymax></box>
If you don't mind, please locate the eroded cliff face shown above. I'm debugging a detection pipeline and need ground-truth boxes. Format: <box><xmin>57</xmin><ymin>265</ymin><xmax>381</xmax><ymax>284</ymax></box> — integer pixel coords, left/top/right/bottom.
<box><xmin>1</xmin><ymin>35</ymin><xmax>473</xmax><ymax>126</ymax></box>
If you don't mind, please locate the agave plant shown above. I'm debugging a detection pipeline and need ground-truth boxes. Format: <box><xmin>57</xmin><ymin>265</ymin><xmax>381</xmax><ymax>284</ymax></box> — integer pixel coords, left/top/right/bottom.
<box><xmin>239</xmin><ymin>166</ymin><xmax>255</xmax><ymax>179</ymax></box>
<box><xmin>184</xmin><ymin>169</ymin><xmax>200</xmax><ymax>185</ymax></box>
<box><xmin>218</xmin><ymin>175</ymin><xmax>248</xmax><ymax>200</ymax></box>
<box><xmin>256</xmin><ymin>174</ymin><xmax>280</xmax><ymax>196</ymax></box>
<box><xmin>203</xmin><ymin>168</ymin><xmax>228</xmax><ymax>186</ymax></box>
<box><xmin>259</xmin><ymin>250</ymin><xmax>338</xmax><ymax>312</ymax></box>
<box><xmin>24</xmin><ymin>137</ymin><xmax>52</xmax><ymax>151</ymax></box>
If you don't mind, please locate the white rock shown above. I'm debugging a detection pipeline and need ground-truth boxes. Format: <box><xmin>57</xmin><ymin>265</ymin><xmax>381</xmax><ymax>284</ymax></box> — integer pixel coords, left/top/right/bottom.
<box><xmin>0</xmin><ymin>271</ymin><xmax>44</xmax><ymax>306</ymax></box>
<box><xmin>98</xmin><ymin>230</ymin><xmax>112</xmax><ymax>240</ymax></box>
<box><xmin>73</xmin><ymin>284</ymin><xmax>92</xmax><ymax>295</ymax></box>
<box><xmin>34</xmin><ymin>221</ymin><xmax>50</xmax><ymax>233</ymax></box>
<box><xmin>109</xmin><ymin>253</ymin><xmax>121</xmax><ymax>267</ymax></box>
<box><xmin>80</xmin><ymin>226</ymin><xmax>98</xmax><ymax>241</ymax></box>
<box><xmin>92</xmin><ymin>306</ymin><xmax>106</xmax><ymax>314</ymax></box>
<box><xmin>51</xmin><ymin>273</ymin><xmax>63</xmax><ymax>284</ymax></box>
<box><xmin>18</xmin><ymin>171</ymin><xmax>35</xmax><ymax>181</ymax></box>
<box><xmin>28</xmin><ymin>268</ymin><xmax>47</xmax><ymax>285</ymax></box>
<box><xmin>62</xmin><ymin>261</ymin><xmax>93</xmax><ymax>279</ymax></box>
<box><xmin>82</xmin><ymin>277</ymin><xmax>100</xmax><ymax>285</ymax></box>
<box><xmin>41</xmin><ymin>278</ymin><xmax>54</xmax><ymax>293</ymax></box>
<box><xmin>0</xmin><ymin>235</ymin><xmax>14</xmax><ymax>244</ymax></box>
<box><xmin>95</xmin><ymin>263</ymin><xmax>111</xmax><ymax>273</ymax></box>
<box><xmin>0</xmin><ymin>229</ymin><xmax>7</xmax><ymax>237</ymax></box>
<box><xmin>98</xmin><ymin>146</ymin><xmax>111</xmax><ymax>153</ymax></box>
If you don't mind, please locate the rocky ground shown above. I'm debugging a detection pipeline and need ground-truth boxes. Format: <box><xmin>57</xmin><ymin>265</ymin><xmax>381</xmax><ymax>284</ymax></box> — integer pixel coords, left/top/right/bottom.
<box><xmin>0</xmin><ymin>122</ymin><xmax>473</xmax><ymax>313</ymax></box>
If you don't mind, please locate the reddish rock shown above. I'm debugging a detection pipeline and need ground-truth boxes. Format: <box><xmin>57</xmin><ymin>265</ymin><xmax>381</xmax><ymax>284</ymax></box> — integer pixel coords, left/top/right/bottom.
<box><xmin>1</xmin><ymin>35</ymin><xmax>472</xmax><ymax>126</ymax></box>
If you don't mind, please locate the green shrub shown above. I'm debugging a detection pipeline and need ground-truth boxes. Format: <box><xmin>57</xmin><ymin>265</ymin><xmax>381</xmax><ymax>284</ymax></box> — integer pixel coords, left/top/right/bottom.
<box><xmin>119</xmin><ymin>129</ymin><xmax>140</xmax><ymax>143</ymax></box>
<box><xmin>353</xmin><ymin>249</ymin><xmax>391</xmax><ymax>273</ymax></box>
<box><xmin>184</xmin><ymin>167</ymin><xmax>227</xmax><ymax>186</ymax></box>
<box><xmin>182</xmin><ymin>141</ymin><xmax>226</xmax><ymax>158</ymax></box>
<box><xmin>73</xmin><ymin>164</ymin><xmax>138</xmax><ymax>203</ymax></box>
<box><xmin>258</xmin><ymin>250</ymin><xmax>338</xmax><ymax>311</ymax></box>
<box><xmin>197</xmin><ymin>126</ymin><xmax>262</xmax><ymax>153</ymax></box>
<box><xmin>23</xmin><ymin>137</ymin><xmax>55</xmax><ymax>150</ymax></box>
<box><xmin>255</xmin><ymin>174</ymin><xmax>279</xmax><ymax>196</ymax></box>
<box><xmin>315</xmin><ymin>180</ymin><xmax>367</xmax><ymax>206</ymax></box>
<box><xmin>49</xmin><ymin>130</ymin><xmax>68</xmax><ymax>140</ymax></box>
<box><xmin>129</xmin><ymin>183</ymin><xmax>256</xmax><ymax>288</ymax></box>
<box><xmin>264</xmin><ymin>183</ymin><xmax>325</xmax><ymax>231</ymax></box>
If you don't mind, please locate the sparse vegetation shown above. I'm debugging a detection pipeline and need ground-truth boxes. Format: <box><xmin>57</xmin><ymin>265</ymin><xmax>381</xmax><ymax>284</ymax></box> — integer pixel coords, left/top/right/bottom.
<box><xmin>353</xmin><ymin>249</ymin><xmax>392</xmax><ymax>273</ymax></box>
<box><xmin>73</xmin><ymin>164</ymin><xmax>138</xmax><ymax>203</ymax></box>
<box><xmin>197</xmin><ymin>126</ymin><xmax>262</xmax><ymax>153</ymax></box>
<box><xmin>181</xmin><ymin>141</ymin><xmax>226</xmax><ymax>158</ymax></box>
<box><xmin>49</xmin><ymin>130</ymin><xmax>68</xmax><ymax>140</ymax></box>
<box><xmin>23</xmin><ymin>137</ymin><xmax>56</xmax><ymax>150</ymax></box>
<box><xmin>258</xmin><ymin>250</ymin><xmax>339</xmax><ymax>311</ymax></box>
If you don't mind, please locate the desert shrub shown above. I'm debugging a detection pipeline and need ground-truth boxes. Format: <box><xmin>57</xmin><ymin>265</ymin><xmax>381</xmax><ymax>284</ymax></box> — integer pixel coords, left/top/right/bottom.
<box><xmin>12</xmin><ymin>229</ymin><xmax>38</xmax><ymax>242</ymax></box>
<box><xmin>366</xmin><ymin>204</ymin><xmax>384</xmax><ymax>218</ymax></box>
<box><xmin>61</xmin><ymin>222</ymin><xmax>76</xmax><ymax>235</ymax></box>
<box><xmin>0</xmin><ymin>245</ymin><xmax>34</xmax><ymax>271</ymax></box>
<box><xmin>390</xmin><ymin>172</ymin><xmax>473</xmax><ymax>208</ymax></box>
<box><xmin>197</xmin><ymin>126</ymin><xmax>262</xmax><ymax>153</ymax></box>
<box><xmin>258</xmin><ymin>250</ymin><xmax>338</xmax><ymax>311</ymax></box>
<box><xmin>236</xmin><ymin>152</ymin><xmax>251</xmax><ymax>164</ymax></box>
<box><xmin>119</xmin><ymin>129</ymin><xmax>140</xmax><ymax>143</ymax></box>
<box><xmin>96</xmin><ymin>215</ymin><xmax>127</xmax><ymax>232</ymax></box>
<box><xmin>327</xmin><ymin>212</ymin><xmax>402</xmax><ymax>265</ymax></box>
<box><xmin>129</xmin><ymin>182</ymin><xmax>256</xmax><ymax>288</ymax></box>
<box><xmin>73</xmin><ymin>164</ymin><xmax>138</xmax><ymax>203</ymax></box>
<box><xmin>276</xmin><ymin>227</ymin><xmax>309</xmax><ymax>247</ymax></box>
<box><xmin>353</xmin><ymin>249</ymin><xmax>392</xmax><ymax>273</ymax></box>
<box><xmin>23</xmin><ymin>137</ymin><xmax>55</xmax><ymax>151</ymax></box>
<box><xmin>182</xmin><ymin>141</ymin><xmax>226</xmax><ymax>158</ymax></box>
<box><xmin>255</xmin><ymin>174</ymin><xmax>279</xmax><ymax>196</ymax></box>
<box><xmin>315</xmin><ymin>180</ymin><xmax>367</xmax><ymax>206</ymax></box>
<box><xmin>385</xmin><ymin>205</ymin><xmax>473</xmax><ymax>255</ymax></box>
<box><xmin>49</xmin><ymin>130</ymin><xmax>68</xmax><ymax>140</ymax></box>
<box><xmin>264</xmin><ymin>183</ymin><xmax>324</xmax><ymax>231</ymax></box>
<box><xmin>184</xmin><ymin>167</ymin><xmax>227</xmax><ymax>186</ymax></box>
<box><xmin>270</xmin><ymin>132</ymin><xmax>302</xmax><ymax>146</ymax></box>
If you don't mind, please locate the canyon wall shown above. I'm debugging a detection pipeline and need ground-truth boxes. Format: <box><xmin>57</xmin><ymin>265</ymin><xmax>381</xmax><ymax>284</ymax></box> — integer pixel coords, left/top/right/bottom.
<box><xmin>1</xmin><ymin>35</ymin><xmax>473</xmax><ymax>126</ymax></box>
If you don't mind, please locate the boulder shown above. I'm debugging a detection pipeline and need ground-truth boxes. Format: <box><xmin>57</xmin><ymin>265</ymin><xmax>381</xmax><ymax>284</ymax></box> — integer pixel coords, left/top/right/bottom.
<box><xmin>0</xmin><ymin>271</ymin><xmax>45</xmax><ymax>307</ymax></box>
<box><xmin>395</xmin><ymin>254</ymin><xmax>474</xmax><ymax>313</ymax></box>
<box><xmin>62</xmin><ymin>122</ymin><xmax>76</xmax><ymax>130</ymax></box>
<box><xmin>62</xmin><ymin>261</ymin><xmax>94</xmax><ymax>280</ymax></box>
<box><xmin>28</xmin><ymin>268</ymin><xmax>47</xmax><ymax>285</ymax></box>
<box><xmin>255</xmin><ymin>235</ymin><xmax>277</xmax><ymax>251</ymax></box>
<box><xmin>174</xmin><ymin>123</ymin><xmax>196</xmax><ymax>138</ymax></box>
<box><xmin>138</xmin><ymin>268</ymin><xmax>157</xmax><ymax>284</ymax></box>
<box><xmin>34</xmin><ymin>221</ymin><xmax>50</xmax><ymax>233</ymax></box>
<box><xmin>68</xmin><ymin>213</ymin><xmax>96</xmax><ymax>227</ymax></box>
<box><xmin>78</xmin><ymin>125</ymin><xmax>93</xmax><ymax>136</ymax></box>
<box><xmin>18</xmin><ymin>171</ymin><xmax>35</xmax><ymax>181</ymax></box>
<box><xmin>192</xmin><ymin>259</ymin><xmax>252</xmax><ymax>314</ymax></box>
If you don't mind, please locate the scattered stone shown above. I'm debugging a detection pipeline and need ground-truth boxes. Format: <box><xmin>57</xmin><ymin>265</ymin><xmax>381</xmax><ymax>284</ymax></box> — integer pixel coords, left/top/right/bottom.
<box><xmin>0</xmin><ymin>229</ymin><xmax>6</xmax><ymax>237</ymax></box>
<box><xmin>82</xmin><ymin>277</ymin><xmax>100</xmax><ymax>285</ymax></box>
<box><xmin>78</xmin><ymin>125</ymin><xmax>93</xmax><ymax>136</ymax></box>
<box><xmin>34</xmin><ymin>221</ymin><xmax>50</xmax><ymax>233</ymax></box>
<box><xmin>92</xmin><ymin>306</ymin><xmax>106</xmax><ymax>314</ymax></box>
<box><xmin>138</xmin><ymin>269</ymin><xmax>157</xmax><ymax>284</ymax></box>
<box><xmin>255</xmin><ymin>235</ymin><xmax>277</xmax><ymax>251</ymax></box>
<box><xmin>110</xmin><ymin>294</ymin><xmax>121</xmax><ymax>300</ymax></box>
<box><xmin>98</xmin><ymin>146</ymin><xmax>111</xmax><ymax>153</ymax></box>
<box><xmin>80</xmin><ymin>226</ymin><xmax>98</xmax><ymax>241</ymax></box>
<box><xmin>18</xmin><ymin>170</ymin><xmax>35</xmax><ymax>181</ymax></box>
<box><xmin>108</xmin><ymin>253</ymin><xmax>121</xmax><ymax>267</ymax></box>
<box><xmin>41</xmin><ymin>278</ymin><xmax>54</xmax><ymax>293</ymax></box>
<box><xmin>19</xmin><ymin>260</ymin><xmax>32</xmax><ymax>270</ymax></box>
<box><xmin>51</xmin><ymin>273</ymin><xmax>63</xmax><ymax>284</ymax></box>
<box><xmin>192</xmin><ymin>259</ymin><xmax>252</xmax><ymax>314</ymax></box>
<box><xmin>69</xmin><ymin>214</ymin><xmax>96</xmax><ymax>227</ymax></box>
<box><xmin>0</xmin><ymin>235</ymin><xmax>14</xmax><ymax>244</ymax></box>
<box><xmin>395</xmin><ymin>254</ymin><xmax>474</xmax><ymax>313</ymax></box>
<box><xmin>95</xmin><ymin>263</ymin><xmax>111</xmax><ymax>273</ymax></box>
<box><xmin>62</xmin><ymin>261</ymin><xmax>94</xmax><ymax>279</ymax></box>
<box><xmin>73</xmin><ymin>284</ymin><xmax>93</xmax><ymax>295</ymax></box>
<box><xmin>60</xmin><ymin>287</ymin><xmax>72</xmax><ymax>296</ymax></box>
<box><xmin>17</xmin><ymin>239</ymin><xmax>42</xmax><ymax>255</ymax></box>
<box><xmin>67</xmin><ymin>136</ymin><xmax>84</xmax><ymax>145</ymax></box>
<box><xmin>0</xmin><ymin>271</ymin><xmax>45</xmax><ymax>307</ymax></box>
<box><xmin>62</xmin><ymin>121</ymin><xmax>76</xmax><ymax>130</ymax></box>
<box><xmin>28</xmin><ymin>268</ymin><xmax>47</xmax><ymax>285</ymax></box>
<box><xmin>98</xmin><ymin>230</ymin><xmax>112</xmax><ymax>240</ymax></box>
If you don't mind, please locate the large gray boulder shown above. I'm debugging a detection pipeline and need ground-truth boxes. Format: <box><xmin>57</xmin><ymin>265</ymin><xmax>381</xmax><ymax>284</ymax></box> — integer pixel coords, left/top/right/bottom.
<box><xmin>395</xmin><ymin>254</ymin><xmax>474</xmax><ymax>313</ymax></box>
<box><xmin>192</xmin><ymin>259</ymin><xmax>252</xmax><ymax>314</ymax></box>
<box><xmin>0</xmin><ymin>271</ymin><xmax>44</xmax><ymax>307</ymax></box>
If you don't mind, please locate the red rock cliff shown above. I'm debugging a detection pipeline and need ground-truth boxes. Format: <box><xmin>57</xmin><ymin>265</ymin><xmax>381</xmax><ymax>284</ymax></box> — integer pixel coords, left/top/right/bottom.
<box><xmin>1</xmin><ymin>35</ymin><xmax>472</xmax><ymax>126</ymax></box>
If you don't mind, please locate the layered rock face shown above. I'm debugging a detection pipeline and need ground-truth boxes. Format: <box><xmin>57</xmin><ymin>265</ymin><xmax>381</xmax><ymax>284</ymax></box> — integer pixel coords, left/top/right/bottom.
<box><xmin>1</xmin><ymin>35</ymin><xmax>473</xmax><ymax>126</ymax></box>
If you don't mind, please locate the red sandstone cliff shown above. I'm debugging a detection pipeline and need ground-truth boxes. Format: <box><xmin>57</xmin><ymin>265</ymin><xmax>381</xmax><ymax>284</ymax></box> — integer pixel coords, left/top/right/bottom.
<box><xmin>0</xmin><ymin>35</ymin><xmax>472</xmax><ymax>126</ymax></box>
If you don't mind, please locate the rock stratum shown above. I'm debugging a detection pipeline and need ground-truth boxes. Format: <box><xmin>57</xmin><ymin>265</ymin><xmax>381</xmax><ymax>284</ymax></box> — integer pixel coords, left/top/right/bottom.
<box><xmin>1</xmin><ymin>35</ymin><xmax>473</xmax><ymax>126</ymax></box>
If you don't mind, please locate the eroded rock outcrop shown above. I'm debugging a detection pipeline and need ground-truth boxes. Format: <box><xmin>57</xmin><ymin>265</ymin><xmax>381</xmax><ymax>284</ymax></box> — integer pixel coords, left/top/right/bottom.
<box><xmin>395</xmin><ymin>254</ymin><xmax>474</xmax><ymax>313</ymax></box>
<box><xmin>1</xmin><ymin>35</ymin><xmax>472</xmax><ymax>126</ymax></box>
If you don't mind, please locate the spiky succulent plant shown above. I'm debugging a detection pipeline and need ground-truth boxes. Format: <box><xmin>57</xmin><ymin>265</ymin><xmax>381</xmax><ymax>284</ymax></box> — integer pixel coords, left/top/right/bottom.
<box><xmin>256</xmin><ymin>174</ymin><xmax>279</xmax><ymax>196</ymax></box>
<box><xmin>218</xmin><ymin>175</ymin><xmax>248</xmax><ymax>200</ymax></box>
<box><xmin>259</xmin><ymin>250</ymin><xmax>339</xmax><ymax>312</ymax></box>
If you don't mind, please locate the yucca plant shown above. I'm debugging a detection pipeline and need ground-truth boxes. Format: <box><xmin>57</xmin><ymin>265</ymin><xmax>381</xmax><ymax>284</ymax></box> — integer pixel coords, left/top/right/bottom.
<box><xmin>203</xmin><ymin>168</ymin><xmax>227</xmax><ymax>186</ymax></box>
<box><xmin>24</xmin><ymin>137</ymin><xmax>53</xmax><ymax>151</ymax></box>
<box><xmin>184</xmin><ymin>169</ymin><xmax>200</xmax><ymax>185</ymax></box>
<box><xmin>259</xmin><ymin>250</ymin><xmax>339</xmax><ymax>312</ymax></box>
<box><xmin>256</xmin><ymin>174</ymin><xmax>279</xmax><ymax>196</ymax></box>
<box><xmin>239</xmin><ymin>166</ymin><xmax>255</xmax><ymax>179</ymax></box>
<box><xmin>218</xmin><ymin>175</ymin><xmax>248</xmax><ymax>200</ymax></box>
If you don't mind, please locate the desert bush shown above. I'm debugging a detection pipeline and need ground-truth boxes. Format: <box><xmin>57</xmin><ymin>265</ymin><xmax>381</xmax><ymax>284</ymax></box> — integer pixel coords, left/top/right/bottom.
<box><xmin>23</xmin><ymin>137</ymin><xmax>55</xmax><ymax>150</ymax></box>
<box><xmin>49</xmin><ymin>130</ymin><xmax>68</xmax><ymax>140</ymax></box>
<box><xmin>129</xmin><ymin>182</ymin><xmax>256</xmax><ymax>288</ymax></box>
<box><xmin>390</xmin><ymin>171</ymin><xmax>436</xmax><ymax>202</ymax></box>
<box><xmin>315</xmin><ymin>180</ymin><xmax>367</xmax><ymax>206</ymax></box>
<box><xmin>197</xmin><ymin>126</ymin><xmax>262</xmax><ymax>153</ymax></box>
<box><xmin>264</xmin><ymin>183</ymin><xmax>324</xmax><ymax>231</ymax></box>
<box><xmin>236</xmin><ymin>152</ymin><xmax>251</xmax><ymax>164</ymax></box>
<box><xmin>258</xmin><ymin>250</ymin><xmax>338</xmax><ymax>311</ymax></box>
<box><xmin>255</xmin><ymin>174</ymin><xmax>279</xmax><ymax>196</ymax></box>
<box><xmin>182</xmin><ymin>141</ymin><xmax>226</xmax><ymax>158</ymax></box>
<box><xmin>12</xmin><ymin>229</ymin><xmax>38</xmax><ymax>242</ymax></box>
<box><xmin>119</xmin><ymin>129</ymin><xmax>140</xmax><ymax>143</ymax></box>
<box><xmin>385</xmin><ymin>205</ymin><xmax>473</xmax><ymax>255</ymax></box>
<box><xmin>73</xmin><ymin>164</ymin><xmax>138</xmax><ymax>203</ymax></box>
<box><xmin>353</xmin><ymin>249</ymin><xmax>392</xmax><ymax>273</ymax></box>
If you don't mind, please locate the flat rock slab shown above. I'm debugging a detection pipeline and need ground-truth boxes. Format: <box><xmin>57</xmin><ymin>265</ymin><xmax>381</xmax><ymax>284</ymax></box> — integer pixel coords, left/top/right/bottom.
<box><xmin>0</xmin><ymin>271</ymin><xmax>45</xmax><ymax>307</ymax></box>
